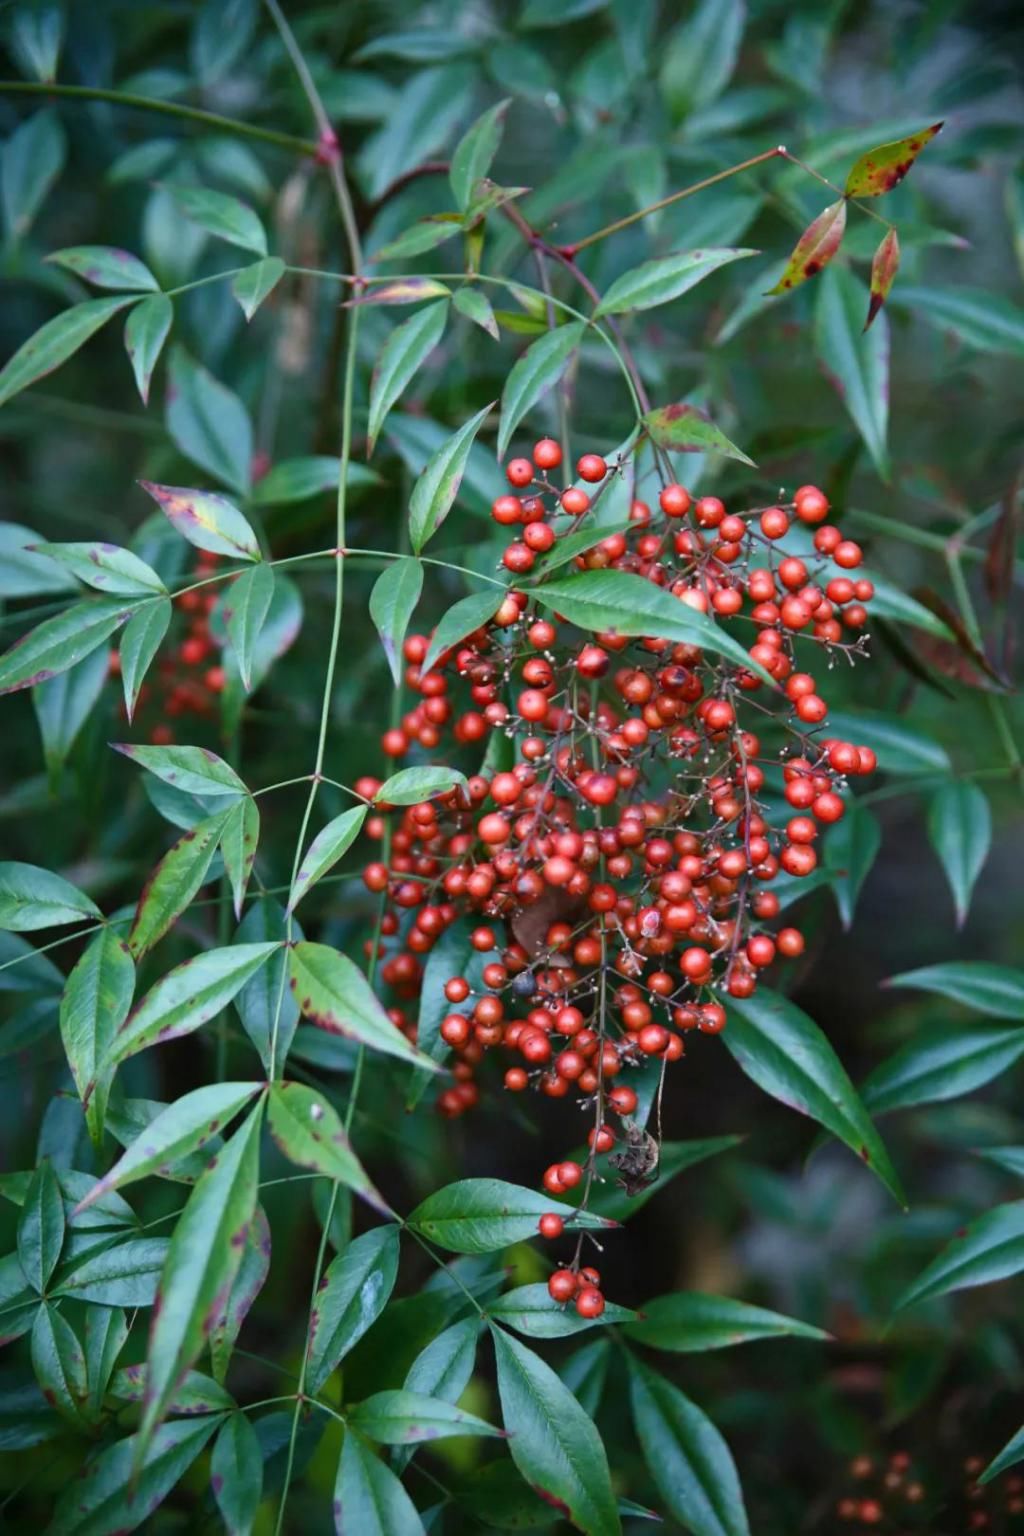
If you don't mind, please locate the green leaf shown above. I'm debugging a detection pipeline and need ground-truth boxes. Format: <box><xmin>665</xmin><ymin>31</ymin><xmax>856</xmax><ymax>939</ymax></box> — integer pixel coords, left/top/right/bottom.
<box><xmin>532</xmin><ymin>570</ymin><xmax>767</xmax><ymax>678</ymax></box>
<box><xmin>450</xmin><ymin>98</ymin><xmax>511</xmax><ymax>210</ymax></box>
<box><xmin>0</xmin><ymin>862</ymin><xmax>101</xmax><ymax>931</ymax></box>
<box><xmin>333</xmin><ymin>1427</ymin><xmax>426</xmax><ymax>1536</ymax></box>
<box><xmin>307</xmin><ymin>1225</ymin><xmax>401</xmax><ymax>1395</ymax></box>
<box><xmin>862</xmin><ymin>1026</ymin><xmax>1024</xmax><ymax>1116</ymax></box>
<box><xmin>402</xmin><ymin>1315</ymin><xmax>478</xmax><ymax>1403</ymax></box>
<box><xmin>826</xmin><ymin>709</ymin><xmax>950</xmax><ymax>775</ymax></box>
<box><xmin>0</xmin><ymin>596</ymin><xmax>134</xmax><ymax>696</ymax></box>
<box><xmin>893</xmin><ymin>285</ymin><xmax>1024</xmax><ymax>358</ymax></box>
<box><xmin>724</xmin><ymin>988</ymin><xmax>905</xmax><ymax>1204</ymax></box>
<box><xmin>140</xmin><ymin>1106</ymin><xmax>262</xmax><ymax>1447</ymax></box>
<box><xmin>659</xmin><ymin>0</ymin><xmax>744</xmax><ymax>120</ymax></box>
<box><xmin>596</xmin><ymin>247</ymin><xmax>756</xmax><ymax>317</ymax></box>
<box><xmin>979</xmin><ymin>1147</ymin><xmax>1024</xmax><ymax>1178</ymax></box>
<box><xmin>221</xmin><ymin>563</ymin><xmax>274</xmax><ymax>692</ymax></box>
<box><xmin>168</xmin><ymin>184</ymin><xmax>267</xmax><ymax>257</ymax></box>
<box><xmin>289</xmin><ymin>941</ymin><xmax>442</xmax><ymax>1072</ymax></box>
<box><xmin>128</xmin><ymin>807</ymin><xmax>231</xmax><ymax>958</ymax></box>
<box><xmin>624</xmin><ymin>1292</ymin><xmax>828</xmax><ymax>1353</ymax></box>
<box><xmin>191</xmin><ymin>0</ymin><xmax>259</xmax><ymax>85</ymax></box>
<box><xmin>641</xmin><ymin>402</ymin><xmax>755</xmax><ymax>466</ymax></box>
<box><xmin>371</xmin><ymin>218</ymin><xmax>463</xmax><ymax>263</ymax></box>
<box><xmin>453</xmin><ymin>285</ymin><xmax>499</xmax><ymax>339</ymax></box>
<box><xmin>164</xmin><ymin>347</ymin><xmax>254</xmax><ymax>497</ymax></box>
<box><xmin>356</xmin><ymin>63</ymin><xmax>476</xmax><ymax>202</ymax></box>
<box><xmin>232</xmin><ymin>256</ymin><xmax>285</xmax><ymax>321</ymax></box>
<box><xmin>490</xmin><ymin>1284</ymin><xmax>635</xmax><ymax>1338</ymax></box>
<box><xmin>267</xmin><ymin>1082</ymin><xmax>390</xmax><ymax>1214</ymax></box>
<box><xmin>927</xmin><ymin>781</ymin><xmax>991</xmax><ymax>927</ymax></box>
<box><xmin>885</xmin><ymin>962</ymin><xmax>1024</xmax><ymax>1020</ymax></box>
<box><xmin>210</xmin><ymin>1204</ymin><xmax>271</xmax><ymax>1385</ymax></box>
<box><xmin>351</xmin><ymin>1388</ymin><xmax>501</xmax><ymax>1445</ymax></box>
<box><xmin>0</xmin><ymin>296</ymin><xmax>133</xmax><ymax>409</ymax></box>
<box><xmin>113</xmin><ymin>741</ymin><xmax>248</xmax><ymax>798</ymax></box>
<box><xmin>409</xmin><ymin>401</ymin><xmax>494</xmax><ymax>552</ymax></box>
<box><xmin>120</xmin><ymin>598</ymin><xmax>172</xmax><ymax>721</ymax></box>
<box><xmin>44</xmin><ymin>1415</ymin><xmax>221</xmax><ymax>1536</ymax></box>
<box><xmin>33</xmin><ymin>541</ymin><xmax>165</xmax><ymax>597</ymax></box>
<box><xmin>140</xmin><ymin>479</ymin><xmax>260</xmax><ymax>561</ymax></box>
<box><xmin>212</xmin><ymin>1412</ymin><xmax>263</xmax><ymax>1535</ymax></box>
<box><xmin>9</xmin><ymin>4</ymin><xmax>64</xmax><ymax>83</ymax></box>
<box><xmin>407</xmin><ymin>1178</ymin><xmax>615</xmax><ymax>1254</ymax></box>
<box><xmin>109</xmin><ymin>1362</ymin><xmax>234</xmax><ymax>1415</ymax></box>
<box><xmin>981</xmin><ymin>1423</ymin><xmax>1024</xmax><ymax>1486</ymax></box>
<box><xmin>376</xmin><ymin>765</ymin><xmax>468</xmax><ymax>806</ymax></box>
<box><xmin>844</xmin><ymin>122</ymin><xmax>943</xmax><ymax>196</ymax></box>
<box><xmin>559</xmin><ymin>1336</ymin><xmax>610</xmax><ymax>1420</ymax></box>
<box><xmin>368</xmin><ymin>301</ymin><xmax>448</xmax><ymax>453</ymax></box>
<box><xmin>2</xmin><ymin>108</ymin><xmax>65</xmax><ymax>239</ymax></box>
<box><xmin>369</xmin><ymin>559</ymin><xmax>424</xmax><ymax>686</ymax></box>
<box><xmin>421</xmin><ymin>588</ymin><xmax>505</xmax><ymax>678</ymax></box>
<box><xmin>45</xmin><ymin>245</ymin><xmax>159</xmax><ymax>292</ymax></box>
<box><xmin>31</xmin><ymin>1304</ymin><xmax>87</xmax><ymax>1425</ymax></box>
<box><xmin>77</xmin><ymin>1083</ymin><xmax>262</xmax><ymax>1209</ymax></box>
<box><xmin>627</xmin><ymin>1353</ymin><xmax>749</xmax><ymax>1536</ymax></box>
<box><xmin>219</xmin><ymin>795</ymin><xmax>259</xmax><ymax>919</ymax></box>
<box><xmin>251</xmin><ymin>456</ymin><xmax>378</xmax><ymax>505</ymax></box>
<box><xmin>52</xmin><ymin>1237</ymin><xmax>170</xmax><ymax>1307</ymax></box>
<box><xmin>896</xmin><ymin>1200</ymin><xmax>1024</xmax><ymax>1311</ymax></box>
<box><xmin>491</xmin><ymin>1325</ymin><xmax>620</xmax><ymax>1536</ymax></box>
<box><xmin>32</xmin><ymin>645</ymin><xmax>108</xmax><ymax>785</ymax></box>
<box><xmin>498</xmin><ymin>324</ymin><xmax>584</xmax><ymax>460</ymax></box>
<box><xmin>823</xmin><ymin>801</ymin><xmax>882</xmax><ymax>930</ymax></box>
<box><xmin>0</xmin><ymin>521</ymin><xmax>77</xmax><ymax>597</ymax></box>
<box><xmin>814</xmin><ymin>265</ymin><xmax>890</xmax><ymax>479</ymax></box>
<box><xmin>18</xmin><ymin>1160</ymin><xmax>65</xmax><ymax>1293</ymax></box>
<box><xmin>124</xmin><ymin>293</ymin><xmax>173</xmax><ymax>405</ymax></box>
<box><xmin>766</xmin><ymin>200</ymin><xmax>847</xmax><ymax>296</ymax></box>
<box><xmin>84</xmin><ymin>1306</ymin><xmax>128</xmax><ymax>1417</ymax></box>
<box><xmin>233</xmin><ymin>899</ymin><xmax>299</xmax><ymax>1072</ymax></box>
<box><xmin>106</xmin><ymin>942</ymin><xmax>280</xmax><ymax>1069</ymax></box>
<box><xmin>60</xmin><ymin>928</ymin><xmax>135</xmax><ymax>1146</ymax></box>
<box><xmin>289</xmin><ymin>807</ymin><xmax>368</xmax><ymax>914</ymax></box>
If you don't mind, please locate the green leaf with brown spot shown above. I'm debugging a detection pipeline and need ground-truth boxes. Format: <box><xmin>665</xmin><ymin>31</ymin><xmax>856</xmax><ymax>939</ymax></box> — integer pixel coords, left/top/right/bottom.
<box><xmin>349</xmin><ymin>1388</ymin><xmax>502</xmax><ymax>1444</ymax></box>
<box><xmin>128</xmin><ymin>807</ymin><xmax>232</xmax><ymax>958</ymax></box>
<box><xmin>844</xmin><ymin>122</ymin><xmax>943</xmax><ymax>197</ymax></box>
<box><xmin>267</xmin><ymin>1082</ymin><xmax>390</xmax><ymax>1215</ymax></box>
<box><xmin>219</xmin><ymin>795</ymin><xmax>260</xmax><ymax>919</ymax></box>
<box><xmin>307</xmin><ymin>1225</ymin><xmax>401</xmax><ymax>1395</ymax></box>
<box><xmin>289</xmin><ymin>941</ymin><xmax>442</xmax><ymax>1072</ymax></box>
<box><xmin>766</xmin><ymin>199</ymin><xmax>846</xmax><ymax>296</ymax></box>
<box><xmin>0</xmin><ymin>598</ymin><xmax>135</xmax><ymax>696</ymax></box>
<box><xmin>45</xmin><ymin>1413</ymin><xmax>222</xmax><ymax>1535</ymax></box>
<box><xmin>60</xmin><ymin>927</ymin><xmax>135</xmax><ymax>1147</ymax></box>
<box><xmin>641</xmin><ymin>401</ymin><xmax>754</xmax><ymax>465</ymax></box>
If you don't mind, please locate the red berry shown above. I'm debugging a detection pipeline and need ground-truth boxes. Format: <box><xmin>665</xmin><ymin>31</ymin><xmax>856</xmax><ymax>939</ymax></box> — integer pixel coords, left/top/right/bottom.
<box><xmin>576</xmin><ymin>454</ymin><xmax>606</xmax><ymax>483</ymax></box>
<box><xmin>575</xmin><ymin>1286</ymin><xmax>604</xmax><ymax>1319</ymax></box>
<box><xmin>548</xmin><ymin>1268</ymin><xmax>578</xmax><ymax>1302</ymax></box>
<box><xmin>533</xmin><ymin>438</ymin><xmax>562</xmax><ymax>470</ymax></box>
<box><xmin>538</xmin><ymin>1213</ymin><xmax>564</xmax><ymax>1239</ymax></box>
<box><xmin>507</xmin><ymin>458</ymin><xmax>534</xmax><ymax>487</ymax></box>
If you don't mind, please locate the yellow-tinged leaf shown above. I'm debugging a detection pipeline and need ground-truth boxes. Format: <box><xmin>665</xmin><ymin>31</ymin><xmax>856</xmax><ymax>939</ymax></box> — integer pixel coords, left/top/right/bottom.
<box><xmin>844</xmin><ymin>122</ymin><xmax>944</xmax><ymax>198</ymax></box>
<box><xmin>767</xmin><ymin>199</ymin><xmax>847</xmax><ymax>296</ymax></box>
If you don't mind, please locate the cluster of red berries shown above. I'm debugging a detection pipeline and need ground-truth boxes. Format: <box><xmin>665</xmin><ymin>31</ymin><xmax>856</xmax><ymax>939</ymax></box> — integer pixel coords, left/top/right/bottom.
<box><xmin>837</xmin><ymin>1451</ymin><xmax>1023</xmax><ymax>1529</ymax></box>
<box><xmin>357</xmin><ymin>435</ymin><xmax>878</xmax><ymax>1299</ymax></box>
<box><xmin>546</xmin><ymin>1259</ymin><xmax>605</xmax><ymax>1318</ymax></box>
<box><xmin>109</xmin><ymin>554</ymin><xmax>226</xmax><ymax>744</ymax></box>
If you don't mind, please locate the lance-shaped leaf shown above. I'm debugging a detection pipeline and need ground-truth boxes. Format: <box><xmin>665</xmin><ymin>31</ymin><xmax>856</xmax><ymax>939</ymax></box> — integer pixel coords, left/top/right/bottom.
<box><xmin>865</xmin><ymin>227</ymin><xmax>900</xmax><ymax>331</ymax></box>
<box><xmin>60</xmin><ymin>927</ymin><xmax>134</xmax><ymax>1145</ymax></box>
<box><xmin>885</xmin><ymin>961</ymin><xmax>1024</xmax><ymax>1020</ymax></box>
<box><xmin>18</xmin><ymin>1160</ymin><xmax>65</xmax><ymax>1293</ymax></box>
<box><xmin>814</xmin><ymin>265</ymin><xmax>890</xmax><ymax>479</ymax></box>
<box><xmin>104</xmin><ymin>942</ymin><xmax>280</xmax><ymax>1070</ymax></box>
<box><xmin>826</xmin><ymin>709</ymin><xmax>950</xmax><ymax>776</ymax></box>
<box><xmin>76</xmin><ymin>1083</ymin><xmax>263</xmax><ymax>1211</ymax></box>
<box><xmin>375</xmin><ymin>765</ymin><xmax>467</xmax><ymax>806</ymax></box>
<box><xmin>627</xmin><ymin>1352</ymin><xmax>749</xmax><ymax>1536</ymax></box>
<box><xmin>251</xmin><ymin>455</ymin><xmax>377</xmax><ymax>506</ymax></box>
<box><xmin>369</xmin><ymin>558</ymin><xmax>424</xmax><ymax>685</ymax></box>
<box><xmin>267</xmin><ymin>1082</ymin><xmax>390</xmax><ymax>1215</ymax></box>
<box><xmin>896</xmin><ymin>1200</ymin><xmax>1024</xmax><ymax>1311</ymax></box>
<box><xmin>409</xmin><ymin>400</ymin><xmax>494</xmax><ymax>552</ymax></box>
<box><xmin>891</xmin><ymin>285</ymin><xmax>1024</xmax><ymax>358</ymax></box>
<box><xmin>212</xmin><ymin>1412</ymin><xmax>263</xmax><ymax>1534</ymax></box>
<box><xmin>407</xmin><ymin>1178</ymin><xmax>616</xmax><ymax>1254</ymax></box>
<box><xmin>125</xmin><ymin>293</ymin><xmax>173</xmax><ymax>403</ymax></box>
<box><xmin>453</xmin><ymin>285</ymin><xmax>499</xmax><ymax>339</ymax></box>
<box><xmin>219</xmin><ymin>795</ymin><xmax>260</xmax><ymax>919</ymax></box>
<box><xmin>490</xmin><ymin>1284</ymin><xmax>636</xmax><ymax>1339</ymax></box>
<box><xmin>0</xmin><ymin>597</ymin><xmax>134</xmax><ymax>696</ymax></box>
<box><xmin>596</xmin><ymin>247</ymin><xmax>757</xmax><ymax>317</ymax></box>
<box><xmin>421</xmin><ymin>588</ymin><xmax>505</xmax><ymax>678</ymax></box>
<box><xmin>498</xmin><ymin>324</ymin><xmax>584</xmax><ymax>460</ymax></box>
<box><xmin>140</xmin><ymin>1105</ymin><xmax>262</xmax><ymax>1449</ymax></box>
<box><xmin>128</xmin><ymin>806</ymin><xmax>232</xmax><ymax>957</ymax></box>
<box><xmin>350</xmin><ymin>1389</ymin><xmax>502</xmax><ymax>1445</ymax></box>
<box><xmin>32</xmin><ymin>640</ymin><xmax>104</xmax><ymax>786</ymax></box>
<box><xmin>823</xmin><ymin>800</ymin><xmax>882</xmax><ymax>930</ymax></box>
<box><xmin>53</xmin><ymin>1236</ymin><xmax>170</xmax><ymax>1307</ymax></box>
<box><xmin>0</xmin><ymin>295</ymin><xmax>135</xmax><ymax>409</ymax></box>
<box><xmin>165</xmin><ymin>347</ymin><xmax>253</xmax><ymax>495</ymax></box>
<box><xmin>394</xmin><ymin>1315</ymin><xmax>479</xmax><ymax>1472</ymax></box>
<box><xmin>844</xmin><ymin>122</ymin><xmax>943</xmax><ymax>197</ymax></box>
<box><xmin>333</xmin><ymin>1427</ymin><xmax>426</xmax><ymax>1536</ymax></box>
<box><xmin>44</xmin><ymin>1415</ymin><xmax>222</xmax><ymax>1536</ymax></box>
<box><xmin>120</xmin><ymin>598</ymin><xmax>172</xmax><ymax>721</ymax></box>
<box><xmin>371</xmin><ymin>217</ymin><xmax>462</xmax><ymax>263</ymax></box>
<box><xmin>232</xmin><ymin>256</ymin><xmax>285</xmax><ymax>321</ymax></box>
<box><xmin>45</xmin><ymin>245</ymin><xmax>159</xmax><ymax>292</ymax></box>
<box><xmin>352</xmin><ymin>278</ymin><xmax>451</xmax><ymax>307</ymax></box>
<box><xmin>139</xmin><ymin>481</ymin><xmax>260</xmax><ymax>562</ymax></box>
<box><xmin>168</xmin><ymin>183</ymin><xmax>268</xmax><ymax>256</ymax></box>
<box><xmin>233</xmin><ymin>899</ymin><xmax>299</xmax><ymax>1072</ymax></box>
<box><xmin>289</xmin><ymin>806</ymin><xmax>367</xmax><ymax>913</ymax></box>
<box><xmin>767</xmin><ymin>199</ymin><xmax>847</xmax><ymax>296</ymax></box>
<box><xmin>33</xmin><ymin>542</ymin><xmax>166</xmax><ymax>597</ymax></box>
<box><xmin>642</xmin><ymin>401</ymin><xmax>754</xmax><ymax>465</ymax></box>
<box><xmin>368</xmin><ymin>301</ymin><xmax>448</xmax><ymax>453</ymax></box>
<box><xmin>31</xmin><ymin>1304</ymin><xmax>88</xmax><ymax>1425</ymax></box>
<box><xmin>0</xmin><ymin>1250</ymin><xmax>36</xmax><ymax>1345</ymax></box>
<box><xmin>624</xmin><ymin>1292</ymin><xmax>828</xmax><ymax>1353</ymax></box>
<box><xmin>860</xmin><ymin>1025</ymin><xmax>1024</xmax><ymax>1117</ymax></box>
<box><xmin>222</xmin><ymin>562</ymin><xmax>274</xmax><ymax>691</ymax></box>
<box><xmin>0</xmin><ymin>862</ymin><xmax>101</xmax><ymax>931</ymax></box>
<box><xmin>491</xmin><ymin>1325</ymin><xmax>621</xmax><ymax>1536</ymax></box>
<box><xmin>982</xmin><ymin>1424</ymin><xmax>1024</xmax><ymax>1486</ymax></box>
<box><xmin>210</xmin><ymin>1204</ymin><xmax>271</xmax><ymax>1385</ymax></box>
<box><xmin>114</xmin><ymin>741</ymin><xmax>247</xmax><ymax>798</ymax></box>
<box><xmin>450</xmin><ymin>98</ymin><xmax>511</xmax><ymax>211</ymax></box>
<box><xmin>289</xmin><ymin>941</ymin><xmax>442</xmax><ymax>1071</ymax></box>
<box><xmin>85</xmin><ymin>1306</ymin><xmax>128</xmax><ymax>1417</ymax></box>
<box><xmin>927</xmin><ymin>780</ymin><xmax>991</xmax><ymax>928</ymax></box>
<box><xmin>109</xmin><ymin>1363</ymin><xmax>234</xmax><ymax>1416</ymax></box>
<box><xmin>307</xmin><ymin>1225</ymin><xmax>401</xmax><ymax>1395</ymax></box>
<box><xmin>724</xmin><ymin>988</ymin><xmax>904</xmax><ymax>1204</ymax></box>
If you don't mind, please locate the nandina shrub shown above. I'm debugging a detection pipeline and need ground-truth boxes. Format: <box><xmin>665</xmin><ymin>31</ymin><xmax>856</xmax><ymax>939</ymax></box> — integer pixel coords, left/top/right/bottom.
<box><xmin>0</xmin><ymin>4</ymin><xmax>1023</xmax><ymax>1534</ymax></box>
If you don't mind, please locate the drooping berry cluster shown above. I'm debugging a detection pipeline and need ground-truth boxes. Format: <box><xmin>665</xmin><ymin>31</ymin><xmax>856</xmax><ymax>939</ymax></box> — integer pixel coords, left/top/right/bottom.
<box><xmin>358</xmin><ymin>437</ymin><xmax>879</xmax><ymax>1301</ymax></box>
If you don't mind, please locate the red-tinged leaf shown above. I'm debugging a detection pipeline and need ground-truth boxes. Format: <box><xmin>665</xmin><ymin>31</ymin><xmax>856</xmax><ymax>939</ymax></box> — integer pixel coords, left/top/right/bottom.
<box><xmin>307</xmin><ymin>1225</ymin><xmax>401</xmax><ymax>1395</ymax></box>
<box><xmin>0</xmin><ymin>598</ymin><xmax>135</xmax><ymax>696</ymax></box>
<box><xmin>266</xmin><ymin>1082</ymin><xmax>392</xmax><ymax>1216</ymax></box>
<box><xmin>45</xmin><ymin>1415</ymin><xmax>222</xmax><ymax>1536</ymax></box>
<box><xmin>210</xmin><ymin>1204</ymin><xmax>271</xmax><ymax>1385</ymax></box>
<box><xmin>766</xmin><ymin>199</ymin><xmax>847</xmax><ymax>296</ymax></box>
<box><xmin>349</xmin><ymin>279</ymin><xmax>451</xmax><ymax>307</ymax></box>
<box><xmin>641</xmin><ymin>402</ymin><xmax>754</xmax><ymax>466</ymax></box>
<box><xmin>138</xmin><ymin>481</ymin><xmax>260</xmax><ymax>562</ymax></box>
<box><xmin>218</xmin><ymin>795</ymin><xmax>260</xmax><ymax>919</ymax></box>
<box><xmin>866</xmin><ymin>227</ymin><xmax>900</xmax><ymax>331</ymax></box>
<box><xmin>844</xmin><ymin>122</ymin><xmax>944</xmax><ymax>198</ymax></box>
<box><xmin>128</xmin><ymin>807</ymin><xmax>231</xmax><ymax>958</ymax></box>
